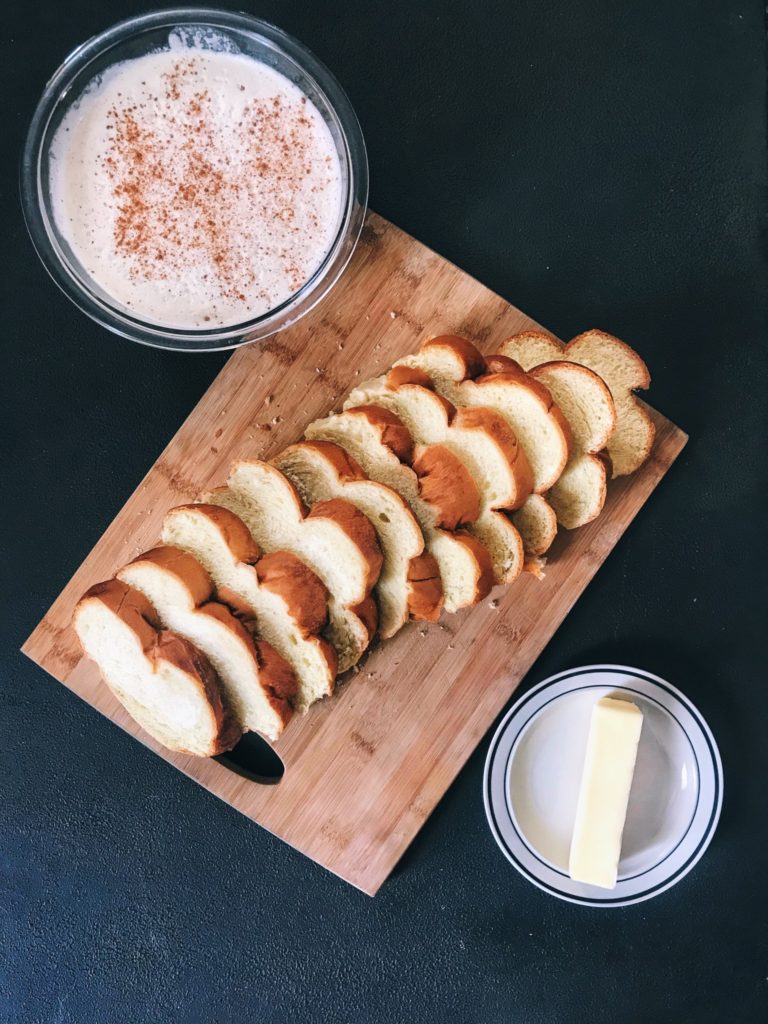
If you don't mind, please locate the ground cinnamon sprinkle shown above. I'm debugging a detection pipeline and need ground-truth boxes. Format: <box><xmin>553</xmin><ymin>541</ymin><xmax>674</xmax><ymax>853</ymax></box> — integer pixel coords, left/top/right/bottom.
<box><xmin>99</xmin><ymin>54</ymin><xmax>338</xmax><ymax>319</ymax></box>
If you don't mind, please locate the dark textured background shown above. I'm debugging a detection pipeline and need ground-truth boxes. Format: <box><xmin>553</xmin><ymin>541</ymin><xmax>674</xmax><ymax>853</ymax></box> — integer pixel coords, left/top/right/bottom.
<box><xmin>3</xmin><ymin>2</ymin><xmax>767</xmax><ymax>1022</ymax></box>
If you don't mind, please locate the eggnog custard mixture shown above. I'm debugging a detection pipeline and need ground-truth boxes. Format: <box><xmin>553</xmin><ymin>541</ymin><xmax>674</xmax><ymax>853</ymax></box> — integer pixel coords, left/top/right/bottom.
<box><xmin>49</xmin><ymin>41</ymin><xmax>343</xmax><ymax>329</ymax></box>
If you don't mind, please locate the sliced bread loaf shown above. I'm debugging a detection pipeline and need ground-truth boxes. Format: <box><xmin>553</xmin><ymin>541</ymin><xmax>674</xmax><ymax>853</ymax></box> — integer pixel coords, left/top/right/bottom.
<box><xmin>500</xmin><ymin>329</ymin><xmax>654</xmax><ymax>477</ymax></box>
<box><xmin>161</xmin><ymin>504</ymin><xmax>337</xmax><ymax>711</ymax></box>
<box><xmin>490</xmin><ymin>347</ymin><xmax>617</xmax><ymax>528</ymax></box>
<box><xmin>272</xmin><ymin>441</ymin><xmax>442</xmax><ymax>637</ymax></box>
<box><xmin>117</xmin><ymin>547</ymin><xmax>295</xmax><ymax>741</ymax></box>
<box><xmin>306</xmin><ymin>406</ymin><xmax>494</xmax><ymax>612</ymax></box>
<box><xmin>394</xmin><ymin>336</ymin><xmax>569</xmax><ymax>556</ymax></box>
<box><xmin>346</xmin><ymin>371</ymin><xmax>530</xmax><ymax>584</ymax></box>
<box><xmin>73</xmin><ymin>579</ymin><xmax>241</xmax><ymax>756</ymax></box>
<box><xmin>205</xmin><ymin>461</ymin><xmax>382</xmax><ymax>671</ymax></box>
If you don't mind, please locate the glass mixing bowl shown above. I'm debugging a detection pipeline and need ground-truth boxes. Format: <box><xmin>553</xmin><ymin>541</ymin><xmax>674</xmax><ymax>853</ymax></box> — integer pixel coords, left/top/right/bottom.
<box><xmin>21</xmin><ymin>7</ymin><xmax>368</xmax><ymax>352</ymax></box>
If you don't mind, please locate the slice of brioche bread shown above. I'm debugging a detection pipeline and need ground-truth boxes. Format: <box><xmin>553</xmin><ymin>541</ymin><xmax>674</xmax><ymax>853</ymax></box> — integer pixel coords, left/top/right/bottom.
<box><xmin>500</xmin><ymin>329</ymin><xmax>654</xmax><ymax>477</ymax></box>
<box><xmin>273</xmin><ymin>441</ymin><xmax>442</xmax><ymax>637</ymax></box>
<box><xmin>74</xmin><ymin>579</ymin><xmax>241</xmax><ymax>756</ymax></box>
<box><xmin>161</xmin><ymin>504</ymin><xmax>337</xmax><ymax>711</ymax></box>
<box><xmin>412</xmin><ymin>441</ymin><xmax>523</xmax><ymax>585</ymax></box>
<box><xmin>349</xmin><ymin>368</ymin><xmax>533</xmax><ymax>509</ymax></box>
<box><xmin>490</xmin><ymin>349</ymin><xmax>617</xmax><ymax>529</ymax></box>
<box><xmin>346</xmin><ymin>373</ymin><xmax>529</xmax><ymax>584</ymax></box>
<box><xmin>509</xmin><ymin>493</ymin><xmax>558</xmax><ymax>557</ymax></box>
<box><xmin>393</xmin><ymin>336</ymin><xmax>568</xmax><ymax>557</ymax></box>
<box><xmin>306</xmin><ymin>406</ymin><xmax>494</xmax><ymax>612</ymax></box>
<box><xmin>395</xmin><ymin>336</ymin><xmax>571</xmax><ymax>492</ymax></box>
<box><xmin>117</xmin><ymin>547</ymin><xmax>295</xmax><ymax>741</ymax></box>
<box><xmin>206</xmin><ymin>461</ymin><xmax>382</xmax><ymax>672</ymax></box>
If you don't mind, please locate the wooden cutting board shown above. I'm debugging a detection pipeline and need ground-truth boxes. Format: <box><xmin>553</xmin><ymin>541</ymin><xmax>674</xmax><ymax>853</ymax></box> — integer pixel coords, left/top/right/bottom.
<box><xmin>22</xmin><ymin>212</ymin><xmax>687</xmax><ymax>895</ymax></box>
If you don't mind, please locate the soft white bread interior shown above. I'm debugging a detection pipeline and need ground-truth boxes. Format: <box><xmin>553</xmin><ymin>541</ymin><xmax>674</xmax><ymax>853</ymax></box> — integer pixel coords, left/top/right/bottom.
<box><xmin>117</xmin><ymin>547</ymin><xmax>295</xmax><ymax>741</ymax></box>
<box><xmin>528</xmin><ymin>363</ymin><xmax>615</xmax><ymax>461</ymax></box>
<box><xmin>494</xmin><ymin>331</ymin><xmax>565</xmax><ymax>369</ymax></box>
<box><xmin>346</xmin><ymin>370</ymin><xmax>529</xmax><ymax>584</ymax></box>
<box><xmin>500</xmin><ymin>329</ymin><xmax>654</xmax><ymax>477</ymax></box>
<box><xmin>529</xmin><ymin>362</ymin><xmax>614</xmax><ymax>528</ymax></box>
<box><xmin>490</xmin><ymin>349</ymin><xmax>617</xmax><ymax>529</ymax></box>
<box><xmin>73</xmin><ymin>579</ymin><xmax>241</xmax><ymax>756</ymax></box>
<box><xmin>350</xmin><ymin>366</ymin><xmax>533</xmax><ymax>509</ymax></box>
<box><xmin>161</xmin><ymin>504</ymin><xmax>337</xmax><ymax>711</ymax></box>
<box><xmin>394</xmin><ymin>336</ymin><xmax>568</xmax><ymax>557</ymax></box>
<box><xmin>272</xmin><ymin>441</ymin><xmax>442</xmax><ymax>637</ymax></box>
<box><xmin>395</xmin><ymin>336</ymin><xmax>572</xmax><ymax>493</ymax></box>
<box><xmin>509</xmin><ymin>493</ymin><xmax>558</xmax><ymax>557</ymax></box>
<box><xmin>205</xmin><ymin>461</ymin><xmax>382</xmax><ymax>672</ymax></box>
<box><xmin>306</xmin><ymin>406</ymin><xmax>494</xmax><ymax>612</ymax></box>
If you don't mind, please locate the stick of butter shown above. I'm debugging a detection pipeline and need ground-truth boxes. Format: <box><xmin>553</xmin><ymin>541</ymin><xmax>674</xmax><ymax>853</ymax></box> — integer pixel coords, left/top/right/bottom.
<box><xmin>568</xmin><ymin>696</ymin><xmax>644</xmax><ymax>889</ymax></box>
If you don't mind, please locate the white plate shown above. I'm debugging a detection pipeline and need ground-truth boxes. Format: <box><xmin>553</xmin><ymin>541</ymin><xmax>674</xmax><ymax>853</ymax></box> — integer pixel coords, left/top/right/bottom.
<box><xmin>483</xmin><ymin>665</ymin><xmax>723</xmax><ymax>907</ymax></box>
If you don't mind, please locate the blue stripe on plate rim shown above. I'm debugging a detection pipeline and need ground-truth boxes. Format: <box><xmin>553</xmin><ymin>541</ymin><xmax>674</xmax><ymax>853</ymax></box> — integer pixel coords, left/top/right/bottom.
<box><xmin>483</xmin><ymin>664</ymin><xmax>723</xmax><ymax>907</ymax></box>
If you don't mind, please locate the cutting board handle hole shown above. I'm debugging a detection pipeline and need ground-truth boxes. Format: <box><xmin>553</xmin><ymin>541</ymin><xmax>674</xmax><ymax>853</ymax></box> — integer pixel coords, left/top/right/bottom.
<box><xmin>214</xmin><ymin>732</ymin><xmax>285</xmax><ymax>785</ymax></box>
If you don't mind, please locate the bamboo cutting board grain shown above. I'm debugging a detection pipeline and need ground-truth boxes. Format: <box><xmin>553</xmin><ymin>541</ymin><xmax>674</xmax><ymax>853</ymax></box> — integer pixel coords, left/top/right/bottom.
<box><xmin>22</xmin><ymin>213</ymin><xmax>687</xmax><ymax>895</ymax></box>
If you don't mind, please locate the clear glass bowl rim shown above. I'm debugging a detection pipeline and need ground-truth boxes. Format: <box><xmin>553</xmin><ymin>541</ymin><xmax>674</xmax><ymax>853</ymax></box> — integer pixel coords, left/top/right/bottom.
<box><xmin>20</xmin><ymin>6</ymin><xmax>369</xmax><ymax>352</ymax></box>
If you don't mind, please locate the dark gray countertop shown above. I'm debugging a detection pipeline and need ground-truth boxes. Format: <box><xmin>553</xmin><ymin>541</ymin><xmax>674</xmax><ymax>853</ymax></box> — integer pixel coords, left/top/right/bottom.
<box><xmin>3</xmin><ymin>2</ymin><xmax>766</xmax><ymax>1021</ymax></box>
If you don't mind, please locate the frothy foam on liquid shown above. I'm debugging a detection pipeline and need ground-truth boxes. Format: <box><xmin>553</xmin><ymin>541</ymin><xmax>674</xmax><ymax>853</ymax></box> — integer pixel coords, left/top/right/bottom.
<box><xmin>49</xmin><ymin>41</ymin><xmax>343</xmax><ymax>329</ymax></box>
